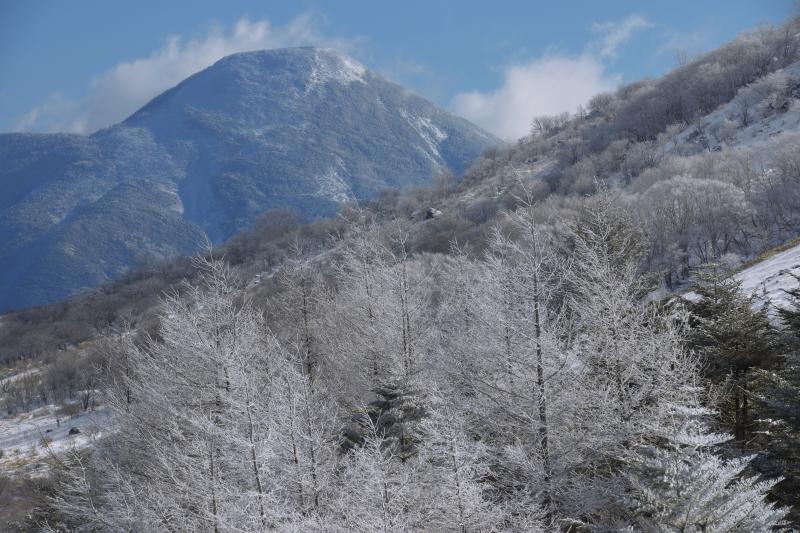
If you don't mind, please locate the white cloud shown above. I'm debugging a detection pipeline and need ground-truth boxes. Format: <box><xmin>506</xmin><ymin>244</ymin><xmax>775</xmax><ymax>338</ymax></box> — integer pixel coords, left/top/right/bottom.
<box><xmin>14</xmin><ymin>15</ymin><xmax>353</xmax><ymax>134</ymax></box>
<box><xmin>592</xmin><ymin>15</ymin><xmax>652</xmax><ymax>58</ymax></box>
<box><xmin>450</xmin><ymin>14</ymin><xmax>652</xmax><ymax>140</ymax></box>
<box><xmin>451</xmin><ymin>54</ymin><xmax>620</xmax><ymax>141</ymax></box>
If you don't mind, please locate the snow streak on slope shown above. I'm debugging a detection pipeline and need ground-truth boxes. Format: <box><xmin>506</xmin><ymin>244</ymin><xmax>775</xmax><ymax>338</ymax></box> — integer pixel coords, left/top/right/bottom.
<box><xmin>307</xmin><ymin>48</ymin><xmax>366</xmax><ymax>89</ymax></box>
<box><xmin>399</xmin><ymin>109</ymin><xmax>449</xmax><ymax>163</ymax></box>
<box><xmin>314</xmin><ymin>160</ymin><xmax>354</xmax><ymax>203</ymax></box>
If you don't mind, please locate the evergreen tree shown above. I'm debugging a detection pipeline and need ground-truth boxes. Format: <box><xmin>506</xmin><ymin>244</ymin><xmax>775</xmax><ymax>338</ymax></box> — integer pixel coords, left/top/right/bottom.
<box><xmin>748</xmin><ymin>272</ymin><xmax>800</xmax><ymax>525</ymax></box>
<box><xmin>688</xmin><ymin>267</ymin><xmax>783</xmax><ymax>441</ymax></box>
<box><xmin>778</xmin><ymin>272</ymin><xmax>800</xmax><ymax>337</ymax></box>
<box><xmin>622</xmin><ymin>402</ymin><xmax>787</xmax><ymax>532</ymax></box>
<box><xmin>749</xmin><ymin>357</ymin><xmax>800</xmax><ymax>526</ymax></box>
<box><xmin>341</xmin><ymin>381</ymin><xmax>426</xmax><ymax>462</ymax></box>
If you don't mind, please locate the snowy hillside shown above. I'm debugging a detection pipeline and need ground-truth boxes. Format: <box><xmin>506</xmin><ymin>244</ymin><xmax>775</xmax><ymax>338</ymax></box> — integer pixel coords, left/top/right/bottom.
<box><xmin>736</xmin><ymin>241</ymin><xmax>800</xmax><ymax>316</ymax></box>
<box><xmin>669</xmin><ymin>60</ymin><xmax>800</xmax><ymax>152</ymax></box>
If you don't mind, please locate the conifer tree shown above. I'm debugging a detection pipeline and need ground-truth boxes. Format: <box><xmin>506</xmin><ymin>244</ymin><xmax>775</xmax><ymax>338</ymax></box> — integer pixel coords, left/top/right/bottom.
<box><xmin>564</xmin><ymin>192</ymin><xmax>723</xmax><ymax>523</ymax></box>
<box><xmin>778</xmin><ymin>272</ymin><xmax>800</xmax><ymax>337</ymax></box>
<box><xmin>623</xmin><ymin>402</ymin><xmax>787</xmax><ymax>532</ymax></box>
<box><xmin>688</xmin><ymin>267</ymin><xmax>783</xmax><ymax>441</ymax></box>
<box><xmin>458</xmin><ymin>202</ymin><xmax>574</xmax><ymax>528</ymax></box>
<box><xmin>749</xmin><ymin>357</ymin><xmax>800</xmax><ymax>526</ymax></box>
<box><xmin>748</xmin><ymin>272</ymin><xmax>800</xmax><ymax>525</ymax></box>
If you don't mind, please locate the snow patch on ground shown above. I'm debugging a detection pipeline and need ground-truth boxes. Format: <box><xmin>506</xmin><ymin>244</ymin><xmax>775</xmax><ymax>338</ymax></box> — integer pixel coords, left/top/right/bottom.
<box><xmin>0</xmin><ymin>405</ymin><xmax>112</xmax><ymax>476</ymax></box>
<box><xmin>735</xmin><ymin>243</ymin><xmax>800</xmax><ymax>317</ymax></box>
<box><xmin>680</xmin><ymin>243</ymin><xmax>800</xmax><ymax>319</ymax></box>
<box><xmin>0</xmin><ymin>367</ymin><xmax>40</xmax><ymax>386</ymax></box>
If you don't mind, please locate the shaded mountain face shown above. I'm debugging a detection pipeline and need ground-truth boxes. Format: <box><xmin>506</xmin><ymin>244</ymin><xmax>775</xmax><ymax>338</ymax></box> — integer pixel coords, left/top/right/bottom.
<box><xmin>0</xmin><ymin>47</ymin><xmax>499</xmax><ymax>310</ymax></box>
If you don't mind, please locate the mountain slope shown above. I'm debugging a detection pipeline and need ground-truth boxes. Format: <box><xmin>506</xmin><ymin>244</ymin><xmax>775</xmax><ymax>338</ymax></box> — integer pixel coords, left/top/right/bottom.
<box><xmin>0</xmin><ymin>47</ymin><xmax>498</xmax><ymax>310</ymax></box>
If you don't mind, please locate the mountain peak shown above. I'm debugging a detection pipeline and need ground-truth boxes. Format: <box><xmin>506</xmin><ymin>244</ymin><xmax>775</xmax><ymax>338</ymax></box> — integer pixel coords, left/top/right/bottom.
<box><xmin>217</xmin><ymin>46</ymin><xmax>367</xmax><ymax>85</ymax></box>
<box><xmin>123</xmin><ymin>46</ymin><xmax>373</xmax><ymax>127</ymax></box>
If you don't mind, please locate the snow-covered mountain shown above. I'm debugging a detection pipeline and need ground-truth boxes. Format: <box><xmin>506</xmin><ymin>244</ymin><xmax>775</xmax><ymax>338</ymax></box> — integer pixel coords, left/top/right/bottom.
<box><xmin>0</xmin><ymin>47</ymin><xmax>499</xmax><ymax>310</ymax></box>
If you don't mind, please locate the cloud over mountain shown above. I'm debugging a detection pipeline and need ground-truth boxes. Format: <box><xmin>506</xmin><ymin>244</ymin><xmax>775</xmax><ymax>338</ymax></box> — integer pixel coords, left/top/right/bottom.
<box><xmin>450</xmin><ymin>14</ymin><xmax>651</xmax><ymax>140</ymax></box>
<box><xmin>451</xmin><ymin>54</ymin><xmax>620</xmax><ymax>140</ymax></box>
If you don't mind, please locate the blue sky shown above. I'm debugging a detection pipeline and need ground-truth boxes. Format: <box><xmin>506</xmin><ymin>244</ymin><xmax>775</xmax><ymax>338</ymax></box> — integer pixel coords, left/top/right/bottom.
<box><xmin>0</xmin><ymin>0</ymin><xmax>795</xmax><ymax>139</ymax></box>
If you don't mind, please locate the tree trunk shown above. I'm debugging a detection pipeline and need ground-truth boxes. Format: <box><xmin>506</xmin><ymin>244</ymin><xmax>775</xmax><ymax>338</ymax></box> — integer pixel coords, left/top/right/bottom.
<box><xmin>246</xmin><ymin>399</ymin><xmax>267</xmax><ymax>524</ymax></box>
<box><xmin>531</xmin><ymin>228</ymin><xmax>555</xmax><ymax>527</ymax></box>
<box><xmin>209</xmin><ymin>439</ymin><xmax>220</xmax><ymax>533</ymax></box>
<box><xmin>301</xmin><ymin>380</ymin><xmax>321</xmax><ymax>513</ymax></box>
<box><xmin>449</xmin><ymin>437</ymin><xmax>468</xmax><ymax>533</ymax></box>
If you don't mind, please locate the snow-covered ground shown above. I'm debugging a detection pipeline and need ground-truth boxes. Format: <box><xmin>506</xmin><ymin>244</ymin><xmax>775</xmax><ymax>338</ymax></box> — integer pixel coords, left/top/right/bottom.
<box><xmin>0</xmin><ymin>404</ymin><xmax>112</xmax><ymax>476</ymax></box>
<box><xmin>736</xmin><ymin>242</ymin><xmax>800</xmax><ymax>316</ymax></box>
<box><xmin>679</xmin><ymin>242</ymin><xmax>800</xmax><ymax>320</ymax></box>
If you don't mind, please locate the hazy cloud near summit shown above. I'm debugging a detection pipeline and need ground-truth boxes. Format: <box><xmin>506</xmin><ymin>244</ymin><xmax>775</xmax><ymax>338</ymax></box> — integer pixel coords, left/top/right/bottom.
<box><xmin>14</xmin><ymin>16</ymin><xmax>351</xmax><ymax>133</ymax></box>
<box><xmin>451</xmin><ymin>14</ymin><xmax>649</xmax><ymax>141</ymax></box>
<box><xmin>451</xmin><ymin>54</ymin><xmax>621</xmax><ymax>141</ymax></box>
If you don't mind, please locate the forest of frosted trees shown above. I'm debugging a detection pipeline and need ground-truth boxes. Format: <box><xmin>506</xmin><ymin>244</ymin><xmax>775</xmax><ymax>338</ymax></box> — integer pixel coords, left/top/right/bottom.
<box><xmin>35</xmin><ymin>192</ymin><xmax>793</xmax><ymax>532</ymax></box>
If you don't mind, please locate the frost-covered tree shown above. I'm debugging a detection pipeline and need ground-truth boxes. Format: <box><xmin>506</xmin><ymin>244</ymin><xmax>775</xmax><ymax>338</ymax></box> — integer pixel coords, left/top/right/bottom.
<box><xmin>382</xmin><ymin>223</ymin><xmax>437</xmax><ymax>381</ymax></box>
<box><xmin>535</xmin><ymin>190</ymin><xmax>780</xmax><ymax>529</ymax></box>
<box><xmin>622</xmin><ymin>402</ymin><xmax>787</xmax><ymax>532</ymax></box>
<box><xmin>327</xmin><ymin>219</ymin><xmax>437</xmax><ymax>388</ymax></box>
<box><xmin>271</xmin><ymin>345</ymin><xmax>340</xmax><ymax>523</ymax></box>
<box><xmin>329</xmin><ymin>218</ymin><xmax>439</xmax><ymax>463</ymax></box>
<box><xmin>44</xmin><ymin>256</ymin><xmax>345</xmax><ymax>531</ymax></box>
<box><xmin>273</xmin><ymin>239</ymin><xmax>327</xmax><ymax>382</ymax></box>
<box><xmin>451</xmin><ymin>200</ymin><xmax>578</xmax><ymax>527</ymax></box>
<box><xmin>415</xmin><ymin>391</ymin><xmax>511</xmax><ymax>532</ymax></box>
<box><xmin>325</xmin><ymin>213</ymin><xmax>406</xmax><ymax>395</ymax></box>
<box><xmin>123</xmin><ymin>257</ymin><xmax>293</xmax><ymax>530</ymax></box>
<box><xmin>639</xmin><ymin>176</ymin><xmax>750</xmax><ymax>280</ymax></box>
<box><xmin>331</xmin><ymin>414</ymin><xmax>423</xmax><ymax>532</ymax></box>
